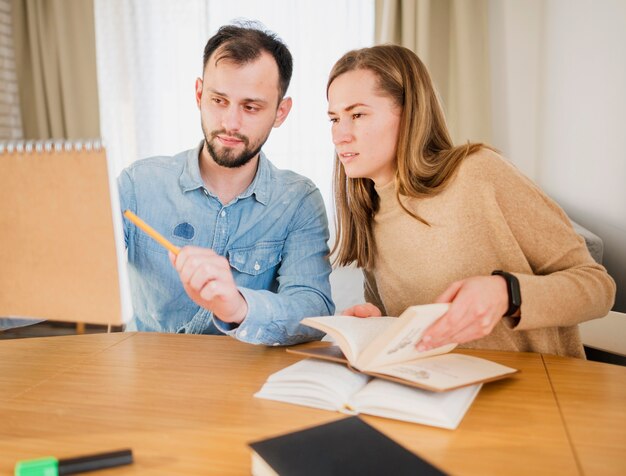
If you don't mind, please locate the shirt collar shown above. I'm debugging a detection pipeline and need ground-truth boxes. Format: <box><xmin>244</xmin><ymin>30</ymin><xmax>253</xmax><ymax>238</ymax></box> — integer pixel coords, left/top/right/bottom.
<box><xmin>179</xmin><ymin>140</ymin><xmax>270</xmax><ymax>205</ymax></box>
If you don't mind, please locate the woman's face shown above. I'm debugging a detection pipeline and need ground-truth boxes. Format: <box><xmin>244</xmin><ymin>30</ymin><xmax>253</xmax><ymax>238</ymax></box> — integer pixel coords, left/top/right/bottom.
<box><xmin>328</xmin><ymin>69</ymin><xmax>401</xmax><ymax>186</ymax></box>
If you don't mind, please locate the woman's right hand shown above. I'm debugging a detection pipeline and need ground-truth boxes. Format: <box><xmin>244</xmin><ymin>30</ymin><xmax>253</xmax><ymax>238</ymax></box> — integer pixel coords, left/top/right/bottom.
<box><xmin>340</xmin><ymin>303</ymin><xmax>383</xmax><ymax>318</ymax></box>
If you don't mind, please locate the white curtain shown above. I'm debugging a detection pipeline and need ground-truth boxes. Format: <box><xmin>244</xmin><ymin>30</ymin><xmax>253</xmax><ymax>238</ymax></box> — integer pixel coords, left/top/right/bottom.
<box><xmin>94</xmin><ymin>0</ymin><xmax>210</xmax><ymax>177</ymax></box>
<box><xmin>94</xmin><ymin>0</ymin><xmax>374</xmax><ymax>215</ymax></box>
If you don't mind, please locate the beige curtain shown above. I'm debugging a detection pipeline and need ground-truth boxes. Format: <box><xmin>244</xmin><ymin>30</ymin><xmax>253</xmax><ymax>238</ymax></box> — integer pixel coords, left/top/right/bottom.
<box><xmin>11</xmin><ymin>0</ymin><xmax>100</xmax><ymax>140</ymax></box>
<box><xmin>375</xmin><ymin>0</ymin><xmax>491</xmax><ymax>144</ymax></box>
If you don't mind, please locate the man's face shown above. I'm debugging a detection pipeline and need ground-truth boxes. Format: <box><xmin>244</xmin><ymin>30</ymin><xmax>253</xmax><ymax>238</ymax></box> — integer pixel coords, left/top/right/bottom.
<box><xmin>195</xmin><ymin>50</ymin><xmax>291</xmax><ymax>168</ymax></box>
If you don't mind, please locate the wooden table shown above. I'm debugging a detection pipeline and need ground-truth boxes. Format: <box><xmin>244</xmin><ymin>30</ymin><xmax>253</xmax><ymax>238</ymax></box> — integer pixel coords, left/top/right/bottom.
<box><xmin>1</xmin><ymin>333</ymin><xmax>624</xmax><ymax>475</ymax></box>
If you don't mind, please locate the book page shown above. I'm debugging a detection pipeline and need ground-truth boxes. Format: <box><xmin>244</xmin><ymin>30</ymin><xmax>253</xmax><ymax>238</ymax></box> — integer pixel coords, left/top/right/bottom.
<box><xmin>356</xmin><ymin>304</ymin><xmax>454</xmax><ymax>370</ymax></box>
<box><xmin>301</xmin><ymin>316</ymin><xmax>396</xmax><ymax>364</ymax></box>
<box><xmin>351</xmin><ymin>378</ymin><xmax>481</xmax><ymax>429</ymax></box>
<box><xmin>254</xmin><ymin>359</ymin><xmax>369</xmax><ymax>412</ymax></box>
<box><xmin>376</xmin><ymin>353</ymin><xmax>517</xmax><ymax>391</ymax></box>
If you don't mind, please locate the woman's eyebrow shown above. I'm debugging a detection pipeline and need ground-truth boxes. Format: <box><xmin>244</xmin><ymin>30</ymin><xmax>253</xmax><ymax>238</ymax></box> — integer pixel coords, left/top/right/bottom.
<box><xmin>328</xmin><ymin>103</ymin><xmax>371</xmax><ymax>115</ymax></box>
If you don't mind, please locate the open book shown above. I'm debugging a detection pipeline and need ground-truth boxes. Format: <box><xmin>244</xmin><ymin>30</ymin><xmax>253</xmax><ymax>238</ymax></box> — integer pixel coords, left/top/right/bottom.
<box><xmin>255</xmin><ymin>359</ymin><xmax>481</xmax><ymax>429</ymax></box>
<box><xmin>289</xmin><ymin>303</ymin><xmax>517</xmax><ymax>392</ymax></box>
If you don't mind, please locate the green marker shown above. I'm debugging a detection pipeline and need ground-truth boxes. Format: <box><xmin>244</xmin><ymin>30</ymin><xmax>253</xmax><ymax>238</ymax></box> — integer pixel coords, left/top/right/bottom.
<box><xmin>15</xmin><ymin>449</ymin><xmax>133</xmax><ymax>475</ymax></box>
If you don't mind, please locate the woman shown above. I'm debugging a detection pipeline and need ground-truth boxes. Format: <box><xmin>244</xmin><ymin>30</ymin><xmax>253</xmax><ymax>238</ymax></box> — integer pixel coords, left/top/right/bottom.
<box><xmin>327</xmin><ymin>45</ymin><xmax>615</xmax><ymax>358</ymax></box>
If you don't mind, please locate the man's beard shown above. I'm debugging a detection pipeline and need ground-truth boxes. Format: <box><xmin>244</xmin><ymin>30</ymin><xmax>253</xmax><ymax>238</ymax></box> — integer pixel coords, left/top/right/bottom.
<box><xmin>203</xmin><ymin>127</ymin><xmax>269</xmax><ymax>169</ymax></box>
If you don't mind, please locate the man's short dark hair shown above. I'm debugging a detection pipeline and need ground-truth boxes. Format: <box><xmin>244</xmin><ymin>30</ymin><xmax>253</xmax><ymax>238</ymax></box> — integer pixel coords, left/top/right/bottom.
<box><xmin>203</xmin><ymin>22</ymin><xmax>293</xmax><ymax>100</ymax></box>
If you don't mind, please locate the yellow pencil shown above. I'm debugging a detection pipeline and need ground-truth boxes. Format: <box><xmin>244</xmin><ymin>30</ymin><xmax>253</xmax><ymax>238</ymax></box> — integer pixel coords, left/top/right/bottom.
<box><xmin>123</xmin><ymin>210</ymin><xmax>181</xmax><ymax>256</ymax></box>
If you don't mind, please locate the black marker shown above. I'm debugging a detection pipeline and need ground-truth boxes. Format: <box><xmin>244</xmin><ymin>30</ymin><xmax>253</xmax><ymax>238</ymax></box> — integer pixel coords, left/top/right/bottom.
<box><xmin>15</xmin><ymin>449</ymin><xmax>133</xmax><ymax>475</ymax></box>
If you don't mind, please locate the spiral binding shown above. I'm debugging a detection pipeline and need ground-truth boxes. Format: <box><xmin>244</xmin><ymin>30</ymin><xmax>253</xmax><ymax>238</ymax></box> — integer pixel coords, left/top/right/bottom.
<box><xmin>0</xmin><ymin>139</ymin><xmax>104</xmax><ymax>155</ymax></box>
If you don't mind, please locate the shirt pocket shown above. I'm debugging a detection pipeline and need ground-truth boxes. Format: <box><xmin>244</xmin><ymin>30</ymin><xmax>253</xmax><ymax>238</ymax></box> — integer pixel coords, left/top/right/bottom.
<box><xmin>228</xmin><ymin>240</ymin><xmax>284</xmax><ymax>276</ymax></box>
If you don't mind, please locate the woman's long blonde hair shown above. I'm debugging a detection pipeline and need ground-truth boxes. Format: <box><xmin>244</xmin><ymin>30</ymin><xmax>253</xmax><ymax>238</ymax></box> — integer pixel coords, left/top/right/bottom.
<box><xmin>328</xmin><ymin>45</ymin><xmax>485</xmax><ymax>268</ymax></box>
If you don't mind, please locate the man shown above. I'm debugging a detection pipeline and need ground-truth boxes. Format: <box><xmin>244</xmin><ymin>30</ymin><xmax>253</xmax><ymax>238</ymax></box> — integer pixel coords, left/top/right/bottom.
<box><xmin>118</xmin><ymin>24</ymin><xmax>334</xmax><ymax>344</ymax></box>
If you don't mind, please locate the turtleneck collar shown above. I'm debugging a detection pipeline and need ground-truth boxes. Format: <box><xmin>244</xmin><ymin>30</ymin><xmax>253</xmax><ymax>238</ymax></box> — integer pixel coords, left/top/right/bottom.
<box><xmin>374</xmin><ymin>179</ymin><xmax>400</xmax><ymax>214</ymax></box>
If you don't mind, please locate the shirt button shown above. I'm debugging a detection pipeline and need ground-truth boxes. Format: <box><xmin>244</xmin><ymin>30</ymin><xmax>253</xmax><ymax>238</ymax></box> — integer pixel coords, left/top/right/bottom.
<box><xmin>220</xmin><ymin>210</ymin><xmax>226</xmax><ymax>217</ymax></box>
<box><xmin>240</xmin><ymin>329</ymin><xmax>248</xmax><ymax>337</ymax></box>
<box><xmin>254</xmin><ymin>261</ymin><xmax>261</xmax><ymax>271</ymax></box>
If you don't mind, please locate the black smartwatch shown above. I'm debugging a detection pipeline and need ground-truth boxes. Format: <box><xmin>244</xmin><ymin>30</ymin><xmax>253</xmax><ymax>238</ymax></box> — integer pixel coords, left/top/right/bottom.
<box><xmin>491</xmin><ymin>270</ymin><xmax>522</xmax><ymax>317</ymax></box>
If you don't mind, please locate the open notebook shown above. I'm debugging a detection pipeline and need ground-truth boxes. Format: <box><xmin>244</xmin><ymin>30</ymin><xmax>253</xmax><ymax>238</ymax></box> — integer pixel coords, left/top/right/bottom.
<box><xmin>0</xmin><ymin>140</ymin><xmax>131</xmax><ymax>326</ymax></box>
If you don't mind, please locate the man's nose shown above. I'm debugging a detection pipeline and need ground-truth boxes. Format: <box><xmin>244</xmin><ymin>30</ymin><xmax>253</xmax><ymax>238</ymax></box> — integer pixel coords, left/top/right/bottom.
<box><xmin>221</xmin><ymin>106</ymin><xmax>242</xmax><ymax>132</ymax></box>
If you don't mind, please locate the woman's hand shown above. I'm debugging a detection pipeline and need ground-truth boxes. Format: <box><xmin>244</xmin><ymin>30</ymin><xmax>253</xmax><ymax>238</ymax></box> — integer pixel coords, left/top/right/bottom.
<box><xmin>416</xmin><ymin>275</ymin><xmax>510</xmax><ymax>351</ymax></box>
<box><xmin>340</xmin><ymin>303</ymin><xmax>383</xmax><ymax>318</ymax></box>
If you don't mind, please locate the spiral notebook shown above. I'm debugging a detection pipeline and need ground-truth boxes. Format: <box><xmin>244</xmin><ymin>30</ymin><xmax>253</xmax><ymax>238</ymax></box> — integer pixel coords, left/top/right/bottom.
<box><xmin>0</xmin><ymin>140</ymin><xmax>132</xmax><ymax>326</ymax></box>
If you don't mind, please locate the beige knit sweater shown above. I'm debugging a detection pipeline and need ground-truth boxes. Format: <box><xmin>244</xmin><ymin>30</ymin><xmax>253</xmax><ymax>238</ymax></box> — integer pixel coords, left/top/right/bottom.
<box><xmin>364</xmin><ymin>149</ymin><xmax>616</xmax><ymax>358</ymax></box>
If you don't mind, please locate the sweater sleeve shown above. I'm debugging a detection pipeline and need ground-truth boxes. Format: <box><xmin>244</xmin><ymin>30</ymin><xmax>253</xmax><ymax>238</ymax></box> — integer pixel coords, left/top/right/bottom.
<box><xmin>485</xmin><ymin>154</ymin><xmax>616</xmax><ymax>330</ymax></box>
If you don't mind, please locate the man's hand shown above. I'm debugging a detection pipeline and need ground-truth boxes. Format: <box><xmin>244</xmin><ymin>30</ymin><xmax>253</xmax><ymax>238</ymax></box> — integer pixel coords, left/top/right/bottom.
<box><xmin>169</xmin><ymin>246</ymin><xmax>248</xmax><ymax>324</ymax></box>
<box><xmin>416</xmin><ymin>275</ymin><xmax>510</xmax><ymax>351</ymax></box>
<box><xmin>340</xmin><ymin>303</ymin><xmax>383</xmax><ymax>318</ymax></box>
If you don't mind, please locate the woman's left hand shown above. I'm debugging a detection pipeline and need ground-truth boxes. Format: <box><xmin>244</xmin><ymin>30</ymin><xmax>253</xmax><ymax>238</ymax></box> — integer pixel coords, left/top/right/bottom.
<box><xmin>416</xmin><ymin>275</ymin><xmax>510</xmax><ymax>351</ymax></box>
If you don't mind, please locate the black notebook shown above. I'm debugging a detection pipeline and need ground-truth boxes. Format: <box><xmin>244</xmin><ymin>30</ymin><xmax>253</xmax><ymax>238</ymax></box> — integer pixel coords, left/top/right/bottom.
<box><xmin>248</xmin><ymin>416</ymin><xmax>446</xmax><ymax>476</ymax></box>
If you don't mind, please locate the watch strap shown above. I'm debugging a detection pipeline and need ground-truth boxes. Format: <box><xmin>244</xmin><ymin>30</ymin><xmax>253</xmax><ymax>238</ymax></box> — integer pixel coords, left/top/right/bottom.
<box><xmin>491</xmin><ymin>270</ymin><xmax>522</xmax><ymax>317</ymax></box>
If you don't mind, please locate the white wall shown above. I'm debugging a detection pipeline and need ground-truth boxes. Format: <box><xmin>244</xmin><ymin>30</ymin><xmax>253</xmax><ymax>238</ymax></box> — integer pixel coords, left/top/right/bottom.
<box><xmin>489</xmin><ymin>0</ymin><xmax>626</xmax><ymax>311</ymax></box>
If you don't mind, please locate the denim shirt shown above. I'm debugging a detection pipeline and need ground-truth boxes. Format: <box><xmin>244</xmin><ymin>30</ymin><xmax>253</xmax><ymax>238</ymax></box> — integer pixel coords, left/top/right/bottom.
<box><xmin>118</xmin><ymin>143</ymin><xmax>334</xmax><ymax>345</ymax></box>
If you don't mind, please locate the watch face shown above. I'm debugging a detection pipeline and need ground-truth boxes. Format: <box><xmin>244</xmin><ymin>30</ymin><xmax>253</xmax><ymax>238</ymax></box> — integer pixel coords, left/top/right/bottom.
<box><xmin>510</xmin><ymin>277</ymin><xmax>522</xmax><ymax>308</ymax></box>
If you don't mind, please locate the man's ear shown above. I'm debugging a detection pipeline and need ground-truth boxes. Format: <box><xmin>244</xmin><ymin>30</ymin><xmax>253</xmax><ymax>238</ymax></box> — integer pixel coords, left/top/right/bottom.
<box><xmin>273</xmin><ymin>96</ymin><xmax>292</xmax><ymax>128</ymax></box>
<box><xmin>195</xmin><ymin>78</ymin><xmax>203</xmax><ymax>109</ymax></box>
